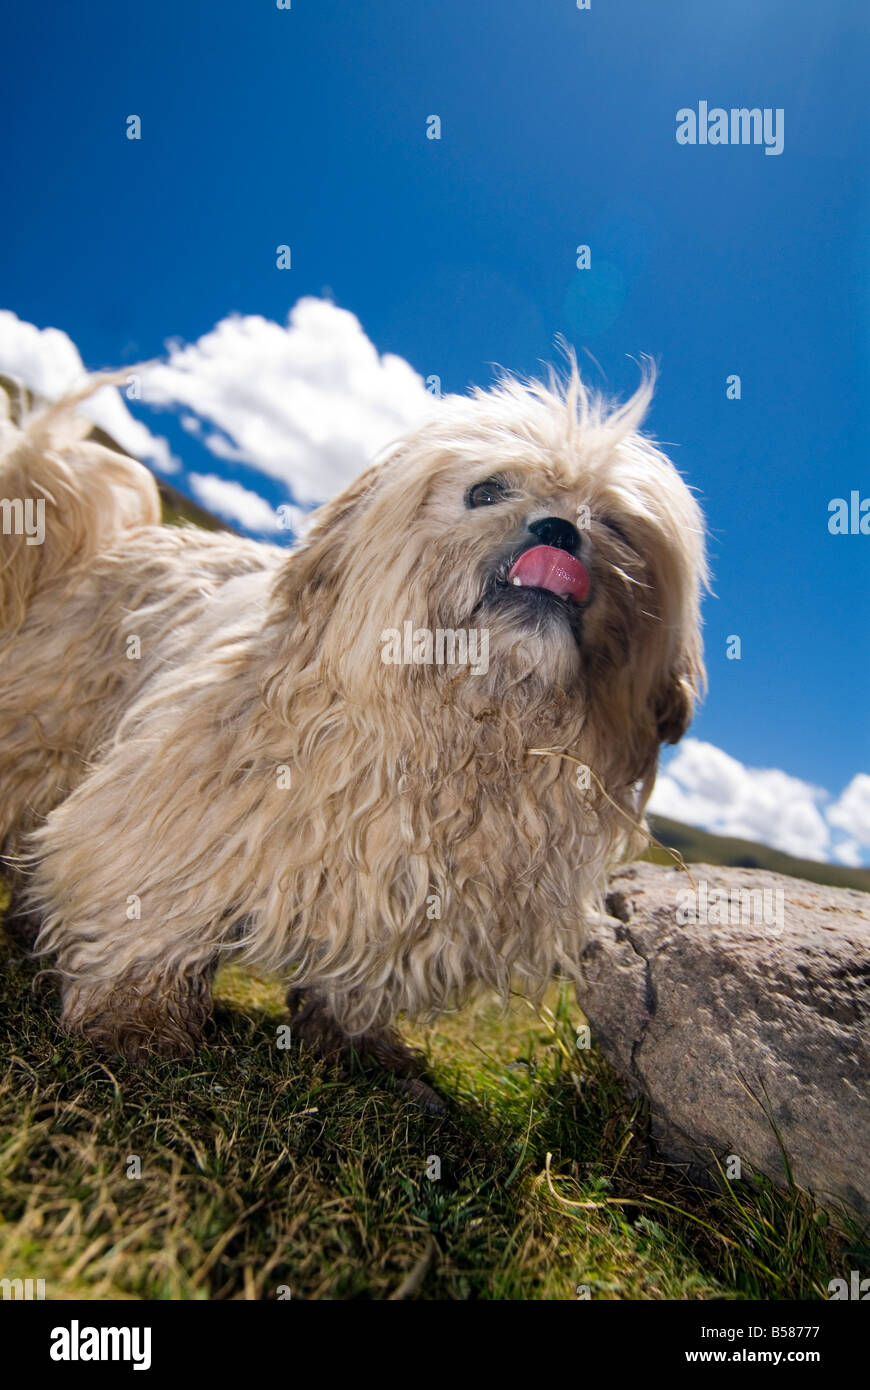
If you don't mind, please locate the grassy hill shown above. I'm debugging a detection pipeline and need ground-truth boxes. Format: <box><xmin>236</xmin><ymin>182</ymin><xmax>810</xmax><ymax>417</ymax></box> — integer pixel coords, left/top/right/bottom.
<box><xmin>1</xmin><ymin>925</ymin><xmax>858</xmax><ymax>1301</ymax></box>
<box><xmin>645</xmin><ymin>816</ymin><xmax>870</xmax><ymax>893</ymax></box>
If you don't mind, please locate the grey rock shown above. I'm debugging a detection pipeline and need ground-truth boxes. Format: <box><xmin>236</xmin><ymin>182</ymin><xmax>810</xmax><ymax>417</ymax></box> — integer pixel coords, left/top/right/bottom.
<box><xmin>578</xmin><ymin>862</ymin><xmax>870</xmax><ymax>1216</ymax></box>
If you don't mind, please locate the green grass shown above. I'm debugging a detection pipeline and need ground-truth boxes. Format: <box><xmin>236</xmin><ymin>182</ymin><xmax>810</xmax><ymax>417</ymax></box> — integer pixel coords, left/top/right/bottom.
<box><xmin>1</xmin><ymin>899</ymin><xmax>864</xmax><ymax>1300</ymax></box>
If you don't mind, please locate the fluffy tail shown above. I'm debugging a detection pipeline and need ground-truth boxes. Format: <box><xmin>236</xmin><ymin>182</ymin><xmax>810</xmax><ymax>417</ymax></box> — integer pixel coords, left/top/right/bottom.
<box><xmin>0</xmin><ymin>373</ymin><xmax>161</xmax><ymax>632</ymax></box>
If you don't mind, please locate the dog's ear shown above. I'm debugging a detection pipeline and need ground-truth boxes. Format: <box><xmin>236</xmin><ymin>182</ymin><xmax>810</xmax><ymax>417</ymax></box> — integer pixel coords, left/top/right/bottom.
<box><xmin>654</xmin><ymin>673</ymin><xmax>694</xmax><ymax>745</ymax></box>
<box><xmin>653</xmin><ymin>648</ymin><xmax>705</xmax><ymax>745</ymax></box>
<box><xmin>273</xmin><ymin>459</ymin><xmax>385</xmax><ymax>611</ymax></box>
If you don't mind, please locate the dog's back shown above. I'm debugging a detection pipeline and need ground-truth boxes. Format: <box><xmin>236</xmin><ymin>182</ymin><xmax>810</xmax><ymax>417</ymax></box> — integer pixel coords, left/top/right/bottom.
<box><xmin>0</xmin><ymin>376</ymin><xmax>278</xmax><ymax>865</ymax></box>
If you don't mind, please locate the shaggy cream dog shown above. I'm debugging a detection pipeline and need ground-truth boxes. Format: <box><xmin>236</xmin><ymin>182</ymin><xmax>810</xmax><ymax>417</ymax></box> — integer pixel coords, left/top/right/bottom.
<box><xmin>0</xmin><ymin>365</ymin><xmax>706</xmax><ymax>1091</ymax></box>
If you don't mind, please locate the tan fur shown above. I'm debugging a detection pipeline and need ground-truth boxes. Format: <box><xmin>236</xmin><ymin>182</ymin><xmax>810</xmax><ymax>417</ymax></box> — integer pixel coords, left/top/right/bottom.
<box><xmin>0</xmin><ymin>364</ymin><xmax>706</xmax><ymax>1067</ymax></box>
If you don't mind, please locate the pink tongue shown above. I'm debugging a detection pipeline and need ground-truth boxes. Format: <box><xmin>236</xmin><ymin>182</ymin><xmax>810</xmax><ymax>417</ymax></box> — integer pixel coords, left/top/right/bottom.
<box><xmin>508</xmin><ymin>544</ymin><xmax>590</xmax><ymax>603</ymax></box>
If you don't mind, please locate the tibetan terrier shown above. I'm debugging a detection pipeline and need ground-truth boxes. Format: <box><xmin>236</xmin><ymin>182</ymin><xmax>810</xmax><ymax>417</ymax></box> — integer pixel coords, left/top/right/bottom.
<box><xmin>0</xmin><ymin>365</ymin><xmax>706</xmax><ymax>1095</ymax></box>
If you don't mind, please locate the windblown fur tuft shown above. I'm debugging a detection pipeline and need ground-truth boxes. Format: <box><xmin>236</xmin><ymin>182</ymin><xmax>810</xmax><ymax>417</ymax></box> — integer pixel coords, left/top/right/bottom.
<box><xmin>0</xmin><ymin>374</ymin><xmax>161</xmax><ymax>633</ymax></box>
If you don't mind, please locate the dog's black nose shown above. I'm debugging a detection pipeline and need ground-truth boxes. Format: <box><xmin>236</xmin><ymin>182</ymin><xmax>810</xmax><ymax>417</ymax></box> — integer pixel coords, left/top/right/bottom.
<box><xmin>528</xmin><ymin>515</ymin><xmax>581</xmax><ymax>555</ymax></box>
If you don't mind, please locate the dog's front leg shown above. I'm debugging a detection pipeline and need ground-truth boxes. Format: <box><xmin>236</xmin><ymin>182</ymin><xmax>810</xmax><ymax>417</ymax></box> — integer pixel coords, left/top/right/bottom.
<box><xmin>2</xmin><ymin>868</ymin><xmax>43</xmax><ymax>950</ymax></box>
<box><xmin>286</xmin><ymin>986</ymin><xmax>445</xmax><ymax>1112</ymax></box>
<box><xmin>60</xmin><ymin>964</ymin><xmax>215</xmax><ymax>1063</ymax></box>
<box><xmin>26</xmin><ymin>749</ymin><xmax>228</xmax><ymax>1063</ymax></box>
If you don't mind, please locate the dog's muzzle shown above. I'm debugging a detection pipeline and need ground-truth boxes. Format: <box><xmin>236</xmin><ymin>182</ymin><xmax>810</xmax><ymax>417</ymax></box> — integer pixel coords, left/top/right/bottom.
<box><xmin>507</xmin><ymin>516</ymin><xmax>590</xmax><ymax>605</ymax></box>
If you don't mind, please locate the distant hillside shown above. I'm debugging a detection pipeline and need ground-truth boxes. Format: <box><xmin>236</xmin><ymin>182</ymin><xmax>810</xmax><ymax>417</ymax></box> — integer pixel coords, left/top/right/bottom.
<box><xmin>644</xmin><ymin>815</ymin><xmax>870</xmax><ymax>893</ymax></box>
<box><xmin>157</xmin><ymin>478</ymin><xmax>237</xmax><ymax>533</ymax></box>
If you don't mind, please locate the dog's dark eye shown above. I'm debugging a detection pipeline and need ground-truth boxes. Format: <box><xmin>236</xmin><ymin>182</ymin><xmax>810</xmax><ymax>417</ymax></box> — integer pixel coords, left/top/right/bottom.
<box><xmin>600</xmin><ymin>517</ymin><xmax>631</xmax><ymax>545</ymax></box>
<box><xmin>467</xmin><ymin>477</ymin><xmax>508</xmax><ymax>508</ymax></box>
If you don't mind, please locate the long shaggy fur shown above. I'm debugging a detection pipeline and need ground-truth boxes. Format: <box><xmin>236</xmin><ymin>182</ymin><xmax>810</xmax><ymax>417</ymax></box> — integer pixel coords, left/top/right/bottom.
<box><xmin>0</xmin><ymin>363</ymin><xmax>706</xmax><ymax>1066</ymax></box>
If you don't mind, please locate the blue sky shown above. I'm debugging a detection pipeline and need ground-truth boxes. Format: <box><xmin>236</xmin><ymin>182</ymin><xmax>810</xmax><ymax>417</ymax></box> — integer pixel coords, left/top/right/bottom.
<box><xmin>1</xmin><ymin>1</ymin><xmax>868</xmax><ymax>860</ymax></box>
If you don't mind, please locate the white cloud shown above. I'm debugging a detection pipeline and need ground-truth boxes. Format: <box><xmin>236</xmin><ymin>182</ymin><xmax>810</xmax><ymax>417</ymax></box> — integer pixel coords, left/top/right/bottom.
<box><xmin>0</xmin><ymin>310</ymin><xmax>84</xmax><ymax>397</ymax></box>
<box><xmin>187</xmin><ymin>474</ymin><xmax>312</xmax><ymax>536</ymax></box>
<box><xmin>0</xmin><ymin>309</ymin><xmax>177</xmax><ymax>473</ymax></box>
<box><xmin>187</xmin><ymin>473</ymin><xmax>283</xmax><ymax>534</ymax></box>
<box><xmin>141</xmin><ymin>297</ymin><xmax>434</xmax><ymax>506</ymax></box>
<box><xmin>0</xmin><ymin>298</ymin><xmax>433</xmax><ymax>511</ymax></box>
<box><xmin>650</xmin><ymin>739</ymin><xmax>833</xmax><ymax>861</ymax></box>
<box><xmin>832</xmin><ymin>838</ymin><xmax>864</xmax><ymax>868</ymax></box>
<box><xmin>827</xmin><ymin>774</ymin><xmax>870</xmax><ymax>849</ymax></box>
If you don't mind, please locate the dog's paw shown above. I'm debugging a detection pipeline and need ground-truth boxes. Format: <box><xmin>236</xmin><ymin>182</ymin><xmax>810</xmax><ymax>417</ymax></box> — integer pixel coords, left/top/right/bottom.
<box><xmin>62</xmin><ymin>975</ymin><xmax>212</xmax><ymax>1064</ymax></box>
<box><xmin>75</xmin><ymin>1015</ymin><xmax>201</xmax><ymax>1064</ymax></box>
<box><xmin>2</xmin><ymin>907</ymin><xmax>42</xmax><ymax>952</ymax></box>
<box><xmin>394</xmin><ymin>1076</ymin><xmax>448</xmax><ymax>1114</ymax></box>
<box><xmin>286</xmin><ymin>986</ymin><xmax>443</xmax><ymax>1107</ymax></box>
